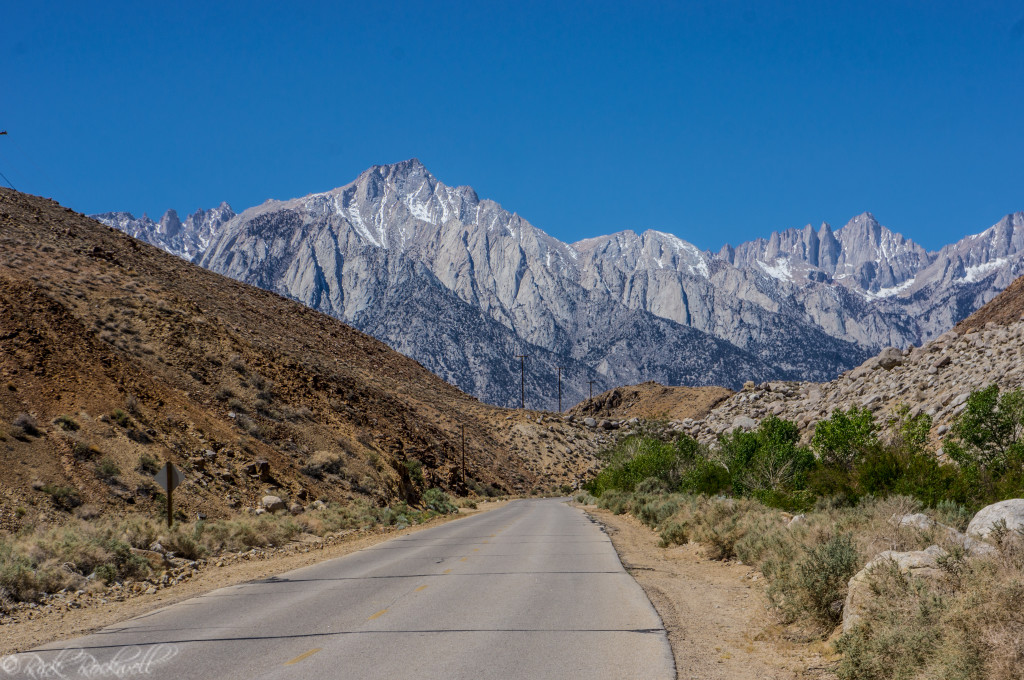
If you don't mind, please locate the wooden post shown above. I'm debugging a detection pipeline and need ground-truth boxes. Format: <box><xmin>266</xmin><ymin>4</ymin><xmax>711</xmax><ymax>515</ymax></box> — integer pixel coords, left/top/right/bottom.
<box><xmin>557</xmin><ymin>367</ymin><xmax>564</xmax><ymax>412</ymax></box>
<box><xmin>461</xmin><ymin>424</ymin><xmax>466</xmax><ymax>486</ymax></box>
<box><xmin>515</xmin><ymin>354</ymin><xmax>529</xmax><ymax>408</ymax></box>
<box><xmin>166</xmin><ymin>485</ymin><xmax>173</xmax><ymax>528</ymax></box>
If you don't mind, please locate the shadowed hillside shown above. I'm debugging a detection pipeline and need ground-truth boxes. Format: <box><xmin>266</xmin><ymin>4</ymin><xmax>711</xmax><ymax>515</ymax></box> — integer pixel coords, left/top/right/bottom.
<box><xmin>0</xmin><ymin>189</ymin><xmax>603</xmax><ymax>532</ymax></box>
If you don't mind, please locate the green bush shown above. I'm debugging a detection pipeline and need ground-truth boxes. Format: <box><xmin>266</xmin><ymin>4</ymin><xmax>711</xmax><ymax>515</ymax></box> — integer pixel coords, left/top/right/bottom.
<box><xmin>719</xmin><ymin>416</ymin><xmax>815</xmax><ymax>508</ymax></box>
<box><xmin>946</xmin><ymin>384</ymin><xmax>1024</xmax><ymax>476</ymax></box>
<box><xmin>812</xmin><ymin>407</ymin><xmax>878</xmax><ymax>470</ymax></box>
<box><xmin>422</xmin><ymin>488</ymin><xmax>458</xmax><ymax>514</ymax></box>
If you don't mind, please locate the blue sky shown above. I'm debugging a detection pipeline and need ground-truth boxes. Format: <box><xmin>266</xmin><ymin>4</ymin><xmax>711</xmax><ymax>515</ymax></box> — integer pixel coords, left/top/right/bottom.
<box><xmin>2</xmin><ymin>1</ymin><xmax>1023</xmax><ymax>251</ymax></box>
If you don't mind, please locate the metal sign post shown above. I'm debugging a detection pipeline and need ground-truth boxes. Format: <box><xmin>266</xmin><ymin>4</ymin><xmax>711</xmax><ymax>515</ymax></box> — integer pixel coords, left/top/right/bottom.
<box><xmin>154</xmin><ymin>462</ymin><xmax>183</xmax><ymax>527</ymax></box>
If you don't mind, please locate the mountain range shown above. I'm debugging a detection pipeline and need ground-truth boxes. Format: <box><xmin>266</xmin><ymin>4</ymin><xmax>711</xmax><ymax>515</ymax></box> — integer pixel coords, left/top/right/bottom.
<box><xmin>92</xmin><ymin>159</ymin><xmax>1024</xmax><ymax>408</ymax></box>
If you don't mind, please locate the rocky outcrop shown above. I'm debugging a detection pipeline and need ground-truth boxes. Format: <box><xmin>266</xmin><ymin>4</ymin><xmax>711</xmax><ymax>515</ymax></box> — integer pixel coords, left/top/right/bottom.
<box><xmin>843</xmin><ymin>546</ymin><xmax>946</xmax><ymax>633</ymax></box>
<box><xmin>678</xmin><ymin>320</ymin><xmax>1024</xmax><ymax>445</ymax></box>
<box><xmin>966</xmin><ymin>499</ymin><xmax>1024</xmax><ymax>539</ymax></box>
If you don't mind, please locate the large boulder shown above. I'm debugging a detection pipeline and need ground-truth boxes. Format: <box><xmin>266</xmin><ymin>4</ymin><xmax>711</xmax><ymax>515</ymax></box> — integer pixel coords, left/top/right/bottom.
<box><xmin>967</xmin><ymin>499</ymin><xmax>1024</xmax><ymax>538</ymax></box>
<box><xmin>876</xmin><ymin>347</ymin><xmax>904</xmax><ymax>370</ymax></box>
<box><xmin>896</xmin><ymin>513</ymin><xmax>995</xmax><ymax>556</ymax></box>
<box><xmin>730</xmin><ymin>415</ymin><xmax>757</xmax><ymax>432</ymax></box>
<box><xmin>843</xmin><ymin>546</ymin><xmax>945</xmax><ymax>633</ymax></box>
<box><xmin>261</xmin><ymin>495</ymin><xmax>286</xmax><ymax>512</ymax></box>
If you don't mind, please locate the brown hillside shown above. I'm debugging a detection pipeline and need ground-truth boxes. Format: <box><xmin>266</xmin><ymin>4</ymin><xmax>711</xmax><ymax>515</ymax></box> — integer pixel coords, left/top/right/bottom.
<box><xmin>570</xmin><ymin>381</ymin><xmax>733</xmax><ymax>422</ymax></box>
<box><xmin>955</xmin><ymin>274</ymin><xmax>1024</xmax><ymax>334</ymax></box>
<box><xmin>0</xmin><ymin>189</ymin><xmax>603</xmax><ymax>532</ymax></box>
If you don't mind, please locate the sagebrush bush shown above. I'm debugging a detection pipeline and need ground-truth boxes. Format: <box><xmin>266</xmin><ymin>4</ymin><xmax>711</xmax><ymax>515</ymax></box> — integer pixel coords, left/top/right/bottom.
<box><xmin>423</xmin><ymin>488</ymin><xmax>458</xmax><ymax>514</ymax></box>
<box><xmin>301</xmin><ymin>450</ymin><xmax>345</xmax><ymax>479</ymax></box>
<box><xmin>12</xmin><ymin>413</ymin><xmax>39</xmax><ymax>438</ymax></box>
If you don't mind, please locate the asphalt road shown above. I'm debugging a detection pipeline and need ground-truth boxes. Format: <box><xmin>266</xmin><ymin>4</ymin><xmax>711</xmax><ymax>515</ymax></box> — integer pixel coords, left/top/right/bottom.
<box><xmin>14</xmin><ymin>499</ymin><xmax>675</xmax><ymax>679</ymax></box>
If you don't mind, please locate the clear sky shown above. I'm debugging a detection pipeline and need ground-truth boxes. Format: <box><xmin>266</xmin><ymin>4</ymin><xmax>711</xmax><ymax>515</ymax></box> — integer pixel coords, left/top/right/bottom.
<box><xmin>3</xmin><ymin>1</ymin><xmax>1023</xmax><ymax>251</ymax></box>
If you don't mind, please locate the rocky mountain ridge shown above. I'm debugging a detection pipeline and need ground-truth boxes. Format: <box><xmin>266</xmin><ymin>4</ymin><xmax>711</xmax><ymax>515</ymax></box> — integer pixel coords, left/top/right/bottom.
<box><xmin>92</xmin><ymin>160</ymin><xmax>1024</xmax><ymax>408</ymax></box>
<box><xmin>673</xmin><ymin>277</ymin><xmax>1024</xmax><ymax>448</ymax></box>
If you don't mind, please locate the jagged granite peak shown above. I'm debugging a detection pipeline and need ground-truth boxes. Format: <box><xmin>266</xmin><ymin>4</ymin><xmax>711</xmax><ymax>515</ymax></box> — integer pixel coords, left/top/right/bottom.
<box><xmin>92</xmin><ymin>202</ymin><xmax>234</xmax><ymax>261</ymax></box>
<box><xmin>94</xmin><ymin>159</ymin><xmax>1024</xmax><ymax>407</ymax></box>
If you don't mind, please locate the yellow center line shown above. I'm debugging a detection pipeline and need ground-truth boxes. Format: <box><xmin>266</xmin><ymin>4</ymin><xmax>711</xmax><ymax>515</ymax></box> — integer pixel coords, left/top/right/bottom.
<box><xmin>284</xmin><ymin>648</ymin><xmax>322</xmax><ymax>665</ymax></box>
<box><xmin>442</xmin><ymin>568</ymin><xmax>452</xmax><ymax>574</ymax></box>
<box><xmin>473</xmin><ymin>548</ymin><xmax>479</xmax><ymax>552</ymax></box>
<box><xmin>459</xmin><ymin>557</ymin><xmax>468</xmax><ymax>562</ymax></box>
<box><xmin>415</xmin><ymin>585</ymin><xmax>428</xmax><ymax>592</ymax></box>
<box><xmin>367</xmin><ymin>609</ymin><xmax>388</xmax><ymax>620</ymax></box>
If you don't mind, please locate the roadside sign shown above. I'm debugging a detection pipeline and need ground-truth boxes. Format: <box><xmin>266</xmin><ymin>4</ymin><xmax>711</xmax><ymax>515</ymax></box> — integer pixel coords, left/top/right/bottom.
<box><xmin>154</xmin><ymin>462</ymin><xmax>183</xmax><ymax>493</ymax></box>
<box><xmin>154</xmin><ymin>462</ymin><xmax>183</xmax><ymax>527</ymax></box>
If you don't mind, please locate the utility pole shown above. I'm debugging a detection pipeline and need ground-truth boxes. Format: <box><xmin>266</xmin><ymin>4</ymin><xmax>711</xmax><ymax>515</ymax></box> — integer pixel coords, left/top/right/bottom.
<box><xmin>588</xmin><ymin>380</ymin><xmax>598</xmax><ymax>401</ymax></box>
<box><xmin>515</xmin><ymin>354</ymin><xmax>529</xmax><ymax>408</ymax></box>
<box><xmin>556</xmin><ymin>367</ymin><xmax>565</xmax><ymax>412</ymax></box>
<box><xmin>461</xmin><ymin>424</ymin><xmax>466</xmax><ymax>487</ymax></box>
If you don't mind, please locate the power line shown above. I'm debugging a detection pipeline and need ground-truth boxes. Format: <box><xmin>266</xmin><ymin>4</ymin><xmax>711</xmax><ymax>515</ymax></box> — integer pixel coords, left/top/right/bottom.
<box><xmin>0</xmin><ymin>131</ymin><xmax>16</xmax><ymax>190</ymax></box>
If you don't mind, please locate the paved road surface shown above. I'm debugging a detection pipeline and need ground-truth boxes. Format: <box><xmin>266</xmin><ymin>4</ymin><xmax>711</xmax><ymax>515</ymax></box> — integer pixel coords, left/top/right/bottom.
<box><xmin>15</xmin><ymin>499</ymin><xmax>675</xmax><ymax>679</ymax></box>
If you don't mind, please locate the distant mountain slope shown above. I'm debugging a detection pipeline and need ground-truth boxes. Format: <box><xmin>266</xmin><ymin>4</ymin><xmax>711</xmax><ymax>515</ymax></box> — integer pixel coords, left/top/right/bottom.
<box><xmin>93</xmin><ymin>160</ymin><xmax>1023</xmax><ymax>407</ymax></box>
<box><xmin>1</xmin><ymin>188</ymin><xmax>604</xmax><ymax>532</ymax></box>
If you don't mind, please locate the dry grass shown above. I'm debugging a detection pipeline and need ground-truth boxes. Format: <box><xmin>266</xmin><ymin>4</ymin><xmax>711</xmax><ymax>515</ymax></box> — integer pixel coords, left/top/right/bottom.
<box><xmin>598</xmin><ymin>490</ymin><xmax>1024</xmax><ymax>678</ymax></box>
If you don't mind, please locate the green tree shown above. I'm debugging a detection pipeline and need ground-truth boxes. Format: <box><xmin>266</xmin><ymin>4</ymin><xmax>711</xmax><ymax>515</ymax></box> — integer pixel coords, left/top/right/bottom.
<box><xmin>811</xmin><ymin>407</ymin><xmax>878</xmax><ymax>470</ymax></box>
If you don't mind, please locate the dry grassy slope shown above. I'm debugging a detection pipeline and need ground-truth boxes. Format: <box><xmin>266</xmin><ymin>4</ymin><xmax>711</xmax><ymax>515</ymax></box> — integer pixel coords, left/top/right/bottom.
<box><xmin>955</xmin><ymin>274</ymin><xmax>1024</xmax><ymax>334</ymax></box>
<box><xmin>570</xmin><ymin>381</ymin><xmax>733</xmax><ymax>422</ymax></box>
<box><xmin>0</xmin><ymin>189</ymin><xmax>603</xmax><ymax>531</ymax></box>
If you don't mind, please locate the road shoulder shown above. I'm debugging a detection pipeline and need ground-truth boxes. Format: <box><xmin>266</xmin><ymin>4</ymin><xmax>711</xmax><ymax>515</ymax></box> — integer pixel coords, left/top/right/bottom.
<box><xmin>583</xmin><ymin>505</ymin><xmax>836</xmax><ymax>680</ymax></box>
<box><xmin>1</xmin><ymin>500</ymin><xmax>510</xmax><ymax>655</ymax></box>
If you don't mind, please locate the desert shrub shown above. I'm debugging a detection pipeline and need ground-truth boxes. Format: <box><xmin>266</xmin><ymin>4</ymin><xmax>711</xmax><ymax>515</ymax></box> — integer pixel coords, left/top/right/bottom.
<box><xmin>403</xmin><ymin>459</ymin><xmax>425</xmax><ymax>487</ymax></box>
<box><xmin>0</xmin><ymin>542</ymin><xmax>73</xmax><ymax>602</ymax></box>
<box><xmin>659</xmin><ymin>520</ymin><xmax>689</xmax><ymax>547</ymax></box>
<box><xmin>111</xmin><ymin>409</ymin><xmax>131</xmax><ymax>428</ymax></box>
<box><xmin>423</xmin><ymin>488</ymin><xmax>458</xmax><ymax>514</ymax></box>
<box><xmin>163</xmin><ymin>524</ymin><xmax>207</xmax><ymax>560</ymax></box>
<box><xmin>301</xmin><ymin>450</ymin><xmax>345</xmax><ymax>479</ymax></box>
<box><xmin>54</xmin><ymin>415</ymin><xmax>80</xmax><ymax>431</ymax></box>
<box><xmin>833</xmin><ymin>551</ymin><xmax>1024</xmax><ymax>680</ymax></box>
<box><xmin>137</xmin><ymin>453</ymin><xmax>160</xmax><ymax>475</ymax></box>
<box><xmin>72</xmin><ymin>441</ymin><xmax>101</xmax><ymax>460</ymax></box>
<box><xmin>120</xmin><ymin>516</ymin><xmax>159</xmax><ymax>549</ymax></box>
<box><xmin>214</xmin><ymin>387</ymin><xmax>235</xmax><ymax>401</ymax></box>
<box><xmin>41</xmin><ymin>484</ymin><xmax>82</xmax><ymax>511</ymax></box>
<box><xmin>96</xmin><ymin>456</ymin><xmax>121</xmax><ymax>482</ymax></box>
<box><xmin>574</xmin><ymin>492</ymin><xmax>598</xmax><ymax>505</ymax></box>
<box><xmin>596</xmin><ymin>489</ymin><xmax>632</xmax><ymax>515</ymax></box>
<box><xmin>12</xmin><ymin>413</ymin><xmax>39</xmax><ymax>437</ymax></box>
<box><xmin>784</xmin><ymin>533</ymin><xmax>859</xmax><ymax>629</ymax></box>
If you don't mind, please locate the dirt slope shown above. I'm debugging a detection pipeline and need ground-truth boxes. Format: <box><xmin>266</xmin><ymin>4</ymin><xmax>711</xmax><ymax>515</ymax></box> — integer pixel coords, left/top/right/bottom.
<box><xmin>955</xmin><ymin>274</ymin><xmax>1024</xmax><ymax>333</ymax></box>
<box><xmin>570</xmin><ymin>381</ymin><xmax>733</xmax><ymax>422</ymax></box>
<box><xmin>0</xmin><ymin>189</ymin><xmax>603</xmax><ymax>531</ymax></box>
